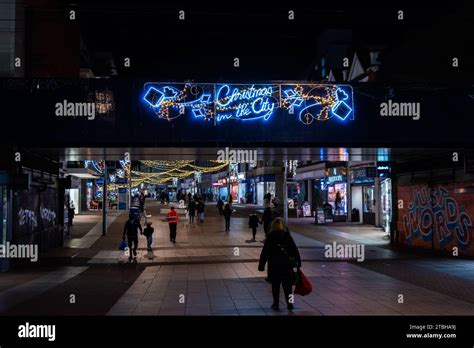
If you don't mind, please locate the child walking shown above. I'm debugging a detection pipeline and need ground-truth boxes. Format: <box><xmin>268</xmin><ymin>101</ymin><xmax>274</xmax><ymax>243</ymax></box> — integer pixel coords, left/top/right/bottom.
<box><xmin>144</xmin><ymin>223</ymin><xmax>154</xmax><ymax>251</ymax></box>
<box><xmin>248</xmin><ymin>213</ymin><xmax>261</xmax><ymax>241</ymax></box>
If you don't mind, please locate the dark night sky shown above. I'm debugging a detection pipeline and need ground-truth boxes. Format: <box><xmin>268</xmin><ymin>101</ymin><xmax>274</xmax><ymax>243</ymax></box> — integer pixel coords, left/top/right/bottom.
<box><xmin>68</xmin><ymin>2</ymin><xmax>473</xmax><ymax>82</ymax></box>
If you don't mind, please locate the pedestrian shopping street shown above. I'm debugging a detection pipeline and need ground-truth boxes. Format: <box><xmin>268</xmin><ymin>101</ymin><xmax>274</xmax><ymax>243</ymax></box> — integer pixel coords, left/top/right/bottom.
<box><xmin>1</xmin><ymin>200</ymin><xmax>474</xmax><ymax>316</ymax></box>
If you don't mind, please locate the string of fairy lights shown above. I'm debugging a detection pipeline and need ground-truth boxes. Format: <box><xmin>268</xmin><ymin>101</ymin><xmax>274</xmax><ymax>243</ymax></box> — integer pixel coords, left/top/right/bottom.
<box><xmin>133</xmin><ymin>160</ymin><xmax>229</xmax><ymax>187</ymax></box>
<box><xmin>84</xmin><ymin>160</ymin><xmax>230</xmax><ymax>188</ymax></box>
<box><xmin>281</xmin><ymin>85</ymin><xmax>337</xmax><ymax>121</ymax></box>
<box><xmin>152</xmin><ymin>85</ymin><xmax>214</xmax><ymax>121</ymax></box>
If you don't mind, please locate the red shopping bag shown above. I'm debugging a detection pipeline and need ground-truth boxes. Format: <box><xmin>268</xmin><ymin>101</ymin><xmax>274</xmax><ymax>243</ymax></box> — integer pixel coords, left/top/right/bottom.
<box><xmin>294</xmin><ymin>269</ymin><xmax>312</xmax><ymax>296</ymax></box>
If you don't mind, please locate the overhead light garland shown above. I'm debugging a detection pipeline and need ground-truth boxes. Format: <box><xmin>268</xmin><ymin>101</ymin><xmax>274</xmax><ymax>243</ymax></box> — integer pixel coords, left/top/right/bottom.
<box><xmin>139</xmin><ymin>160</ymin><xmax>229</xmax><ymax>174</ymax></box>
<box><xmin>129</xmin><ymin>160</ymin><xmax>230</xmax><ymax>187</ymax></box>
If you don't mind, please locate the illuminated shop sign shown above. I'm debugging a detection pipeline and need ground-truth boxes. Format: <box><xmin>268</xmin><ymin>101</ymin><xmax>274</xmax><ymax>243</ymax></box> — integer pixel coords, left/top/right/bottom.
<box><xmin>327</xmin><ymin>175</ymin><xmax>345</xmax><ymax>183</ymax></box>
<box><xmin>142</xmin><ymin>83</ymin><xmax>354</xmax><ymax>124</ymax></box>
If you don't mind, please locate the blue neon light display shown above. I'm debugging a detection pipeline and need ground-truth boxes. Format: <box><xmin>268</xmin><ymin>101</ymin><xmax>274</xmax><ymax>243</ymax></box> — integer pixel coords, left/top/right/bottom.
<box><xmin>143</xmin><ymin>83</ymin><xmax>214</xmax><ymax>121</ymax></box>
<box><xmin>215</xmin><ymin>84</ymin><xmax>279</xmax><ymax>121</ymax></box>
<box><xmin>84</xmin><ymin>160</ymin><xmax>103</xmax><ymax>174</ymax></box>
<box><xmin>281</xmin><ymin>84</ymin><xmax>354</xmax><ymax>125</ymax></box>
<box><xmin>142</xmin><ymin>83</ymin><xmax>354</xmax><ymax>125</ymax></box>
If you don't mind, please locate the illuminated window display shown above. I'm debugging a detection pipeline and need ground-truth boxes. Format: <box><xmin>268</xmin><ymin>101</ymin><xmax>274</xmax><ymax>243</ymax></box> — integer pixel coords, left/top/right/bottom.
<box><xmin>328</xmin><ymin>182</ymin><xmax>347</xmax><ymax>215</ymax></box>
<box><xmin>363</xmin><ymin>186</ymin><xmax>375</xmax><ymax>213</ymax></box>
<box><xmin>380</xmin><ymin>178</ymin><xmax>392</xmax><ymax>233</ymax></box>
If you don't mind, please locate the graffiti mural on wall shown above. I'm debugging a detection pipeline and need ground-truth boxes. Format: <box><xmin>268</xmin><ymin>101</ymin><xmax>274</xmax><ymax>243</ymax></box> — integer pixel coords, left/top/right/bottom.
<box><xmin>13</xmin><ymin>188</ymin><xmax>59</xmax><ymax>249</ymax></box>
<box><xmin>399</xmin><ymin>184</ymin><xmax>474</xmax><ymax>255</ymax></box>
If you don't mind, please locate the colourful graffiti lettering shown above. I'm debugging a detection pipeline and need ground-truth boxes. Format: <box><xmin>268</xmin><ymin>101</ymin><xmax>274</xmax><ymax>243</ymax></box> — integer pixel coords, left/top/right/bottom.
<box><xmin>403</xmin><ymin>187</ymin><xmax>473</xmax><ymax>249</ymax></box>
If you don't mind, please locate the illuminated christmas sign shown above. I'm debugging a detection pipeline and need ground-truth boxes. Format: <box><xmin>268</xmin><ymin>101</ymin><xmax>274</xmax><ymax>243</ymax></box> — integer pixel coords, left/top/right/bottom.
<box><xmin>214</xmin><ymin>84</ymin><xmax>279</xmax><ymax>121</ymax></box>
<box><xmin>142</xmin><ymin>83</ymin><xmax>354</xmax><ymax>125</ymax></box>
<box><xmin>143</xmin><ymin>83</ymin><xmax>214</xmax><ymax>121</ymax></box>
<box><xmin>281</xmin><ymin>84</ymin><xmax>354</xmax><ymax>124</ymax></box>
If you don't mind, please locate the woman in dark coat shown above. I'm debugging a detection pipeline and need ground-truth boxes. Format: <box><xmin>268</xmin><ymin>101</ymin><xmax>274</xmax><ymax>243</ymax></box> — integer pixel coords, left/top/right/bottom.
<box><xmin>248</xmin><ymin>213</ymin><xmax>261</xmax><ymax>241</ymax></box>
<box><xmin>187</xmin><ymin>199</ymin><xmax>196</xmax><ymax>226</ymax></box>
<box><xmin>262</xmin><ymin>207</ymin><xmax>273</xmax><ymax>236</ymax></box>
<box><xmin>258</xmin><ymin>218</ymin><xmax>301</xmax><ymax>311</ymax></box>
<box><xmin>216</xmin><ymin>199</ymin><xmax>224</xmax><ymax>215</ymax></box>
<box><xmin>223</xmin><ymin>203</ymin><xmax>232</xmax><ymax>232</ymax></box>
<box><xmin>197</xmin><ymin>199</ymin><xmax>205</xmax><ymax>223</ymax></box>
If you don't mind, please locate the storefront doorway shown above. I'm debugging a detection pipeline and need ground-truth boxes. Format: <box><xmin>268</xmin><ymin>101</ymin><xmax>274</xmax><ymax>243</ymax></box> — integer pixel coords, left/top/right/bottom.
<box><xmin>363</xmin><ymin>185</ymin><xmax>376</xmax><ymax>224</ymax></box>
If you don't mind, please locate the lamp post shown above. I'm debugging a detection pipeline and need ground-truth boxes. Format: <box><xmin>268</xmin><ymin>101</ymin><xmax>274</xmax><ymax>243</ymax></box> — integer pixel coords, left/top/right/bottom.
<box><xmin>102</xmin><ymin>159</ymin><xmax>107</xmax><ymax>236</ymax></box>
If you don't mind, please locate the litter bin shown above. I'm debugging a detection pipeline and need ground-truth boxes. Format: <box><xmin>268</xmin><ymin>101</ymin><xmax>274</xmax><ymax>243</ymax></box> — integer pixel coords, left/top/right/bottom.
<box><xmin>351</xmin><ymin>208</ymin><xmax>360</xmax><ymax>222</ymax></box>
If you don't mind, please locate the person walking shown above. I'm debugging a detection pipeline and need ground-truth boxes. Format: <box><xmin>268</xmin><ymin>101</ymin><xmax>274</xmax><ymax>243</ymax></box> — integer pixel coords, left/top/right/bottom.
<box><xmin>258</xmin><ymin>218</ymin><xmax>301</xmax><ymax>311</ymax></box>
<box><xmin>197</xmin><ymin>199</ymin><xmax>205</xmax><ymax>223</ymax></box>
<box><xmin>187</xmin><ymin>199</ymin><xmax>196</xmax><ymax>226</ymax></box>
<box><xmin>166</xmin><ymin>206</ymin><xmax>179</xmax><ymax>243</ymax></box>
<box><xmin>216</xmin><ymin>198</ymin><xmax>224</xmax><ymax>215</ymax></box>
<box><xmin>139</xmin><ymin>192</ymin><xmax>146</xmax><ymax>213</ymax></box>
<box><xmin>223</xmin><ymin>203</ymin><xmax>232</xmax><ymax>232</ymax></box>
<box><xmin>143</xmin><ymin>223</ymin><xmax>154</xmax><ymax>251</ymax></box>
<box><xmin>248</xmin><ymin>212</ymin><xmax>261</xmax><ymax>241</ymax></box>
<box><xmin>262</xmin><ymin>207</ymin><xmax>273</xmax><ymax>237</ymax></box>
<box><xmin>122</xmin><ymin>217</ymin><xmax>143</xmax><ymax>261</ymax></box>
<box><xmin>264</xmin><ymin>193</ymin><xmax>271</xmax><ymax>208</ymax></box>
<box><xmin>68</xmin><ymin>201</ymin><xmax>75</xmax><ymax>227</ymax></box>
<box><xmin>335</xmin><ymin>191</ymin><xmax>342</xmax><ymax>215</ymax></box>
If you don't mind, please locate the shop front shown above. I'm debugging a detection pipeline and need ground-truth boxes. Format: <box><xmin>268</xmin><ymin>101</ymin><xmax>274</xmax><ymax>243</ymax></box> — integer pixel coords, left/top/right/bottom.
<box><xmin>377</xmin><ymin>164</ymin><xmax>392</xmax><ymax>233</ymax></box>
<box><xmin>65</xmin><ymin>176</ymin><xmax>81</xmax><ymax>215</ymax></box>
<box><xmin>351</xmin><ymin>167</ymin><xmax>376</xmax><ymax>224</ymax></box>
<box><xmin>246</xmin><ymin>175</ymin><xmax>276</xmax><ymax>206</ymax></box>
<box><xmin>198</xmin><ymin>173</ymin><xmax>212</xmax><ymax>199</ymax></box>
<box><xmin>238</xmin><ymin>180</ymin><xmax>246</xmax><ymax>203</ymax></box>
<box><xmin>295</xmin><ymin>163</ymin><xmax>327</xmax><ymax>218</ymax></box>
<box><xmin>231</xmin><ymin>181</ymin><xmax>238</xmax><ymax>202</ymax></box>
<box><xmin>323</xmin><ymin>167</ymin><xmax>348</xmax><ymax>221</ymax></box>
<box><xmin>212</xmin><ymin>177</ymin><xmax>228</xmax><ymax>202</ymax></box>
<box><xmin>350</xmin><ymin>165</ymin><xmax>392</xmax><ymax>229</ymax></box>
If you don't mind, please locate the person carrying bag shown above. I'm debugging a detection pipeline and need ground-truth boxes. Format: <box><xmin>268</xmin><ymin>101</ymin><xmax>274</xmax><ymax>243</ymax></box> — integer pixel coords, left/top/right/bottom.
<box><xmin>277</xmin><ymin>235</ymin><xmax>313</xmax><ymax>297</ymax></box>
<box><xmin>258</xmin><ymin>218</ymin><xmax>303</xmax><ymax>311</ymax></box>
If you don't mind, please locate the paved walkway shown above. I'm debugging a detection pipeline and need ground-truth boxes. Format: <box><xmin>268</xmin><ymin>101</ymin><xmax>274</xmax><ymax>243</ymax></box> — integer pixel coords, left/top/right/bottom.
<box><xmin>107</xmin><ymin>261</ymin><xmax>474</xmax><ymax>316</ymax></box>
<box><xmin>0</xmin><ymin>267</ymin><xmax>88</xmax><ymax>313</ymax></box>
<box><xmin>2</xmin><ymin>199</ymin><xmax>474</xmax><ymax>316</ymax></box>
<box><xmin>64</xmin><ymin>211</ymin><xmax>125</xmax><ymax>249</ymax></box>
<box><xmin>58</xmin><ymin>201</ymin><xmax>318</xmax><ymax>265</ymax></box>
<box><xmin>67</xmin><ymin>212</ymin><xmax>102</xmax><ymax>239</ymax></box>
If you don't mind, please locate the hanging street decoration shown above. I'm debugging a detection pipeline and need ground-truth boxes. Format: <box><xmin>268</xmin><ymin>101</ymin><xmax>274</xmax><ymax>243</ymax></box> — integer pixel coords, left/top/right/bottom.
<box><xmin>142</xmin><ymin>82</ymin><xmax>354</xmax><ymax>125</ymax></box>
<box><xmin>131</xmin><ymin>160</ymin><xmax>230</xmax><ymax>187</ymax></box>
<box><xmin>281</xmin><ymin>84</ymin><xmax>354</xmax><ymax>125</ymax></box>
